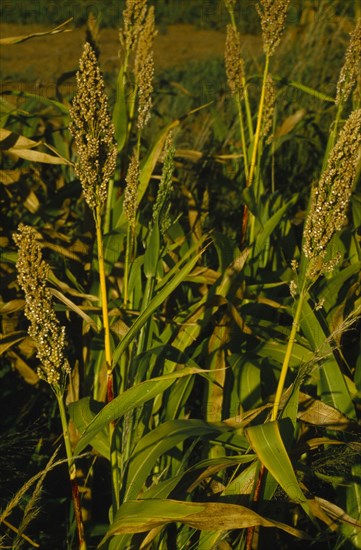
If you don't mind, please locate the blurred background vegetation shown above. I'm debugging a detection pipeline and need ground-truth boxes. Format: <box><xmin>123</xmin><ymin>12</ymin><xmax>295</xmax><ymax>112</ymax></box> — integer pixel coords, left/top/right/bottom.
<box><xmin>0</xmin><ymin>0</ymin><xmax>359</xmax><ymax>30</ymax></box>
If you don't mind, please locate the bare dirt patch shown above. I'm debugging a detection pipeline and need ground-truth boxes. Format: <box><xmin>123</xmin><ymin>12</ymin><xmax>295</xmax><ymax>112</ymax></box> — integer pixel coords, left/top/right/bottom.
<box><xmin>0</xmin><ymin>22</ymin><xmax>262</xmax><ymax>86</ymax></box>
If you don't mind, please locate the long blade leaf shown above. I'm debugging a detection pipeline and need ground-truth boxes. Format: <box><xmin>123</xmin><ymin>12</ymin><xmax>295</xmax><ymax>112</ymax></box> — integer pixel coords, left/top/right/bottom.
<box><xmin>73</xmin><ymin>367</ymin><xmax>203</xmax><ymax>455</ymax></box>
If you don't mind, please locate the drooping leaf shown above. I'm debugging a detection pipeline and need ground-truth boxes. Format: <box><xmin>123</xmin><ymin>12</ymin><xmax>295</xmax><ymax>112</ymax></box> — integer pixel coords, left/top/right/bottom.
<box><xmin>298</xmin><ymin>392</ymin><xmax>356</xmax><ymax>430</ymax></box>
<box><xmin>0</xmin><ymin>19</ymin><xmax>72</xmax><ymax>45</ymax></box>
<box><xmin>101</xmin><ymin>499</ymin><xmax>310</xmax><ymax>545</ymax></box>
<box><xmin>49</xmin><ymin>288</ymin><xmax>98</xmax><ymax>331</ymax></box>
<box><xmin>7</xmin><ymin>350</ymin><xmax>39</xmax><ymax>385</ymax></box>
<box><xmin>2</xmin><ymin>90</ymin><xmax>69</xmax><ymax>114</ymax></box>
<box><xmin>0</xmin><ymin>128</ymin><xmax>71</xmax><ymax>164</ymax></box>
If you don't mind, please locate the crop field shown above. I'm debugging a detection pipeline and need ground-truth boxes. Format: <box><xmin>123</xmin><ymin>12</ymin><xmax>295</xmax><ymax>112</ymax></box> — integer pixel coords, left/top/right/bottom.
<box><xmin>1</xmin><ymin>1</ymin><xmax>361</xmax><ymax>549</ymax></box>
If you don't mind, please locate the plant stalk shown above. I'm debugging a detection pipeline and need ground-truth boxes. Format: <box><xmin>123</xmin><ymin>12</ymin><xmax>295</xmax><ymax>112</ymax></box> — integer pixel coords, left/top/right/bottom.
<box><xmin>270</xmin><ymin>282</ymin><xmax>307</xmax><ymax>421</ymax></box>
<box><xmin>242</xmin><ymin>55</ymin><xmax>270</xmax><ymax>244</ymax></box>
<box><xmin>95</xmin><ymin>205</ymin><xmax>112</xmax><ymax>372</ymax></box>
<box><xmin>95</xmin><ymin>205</ymin><xmax>121</xmax><ymax>514</ymax></box>
<box><xmin>56</xmin><ymin>392</ymin><xmax>87</xmax><ymax>550</ymax></box>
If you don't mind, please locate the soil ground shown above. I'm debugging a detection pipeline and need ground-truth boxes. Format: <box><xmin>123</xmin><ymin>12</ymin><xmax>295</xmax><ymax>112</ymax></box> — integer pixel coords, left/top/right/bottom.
<box><xmin>0</xmin><ymin>22</ymin><xmax>262</xmax><ymax>91</ymax></box>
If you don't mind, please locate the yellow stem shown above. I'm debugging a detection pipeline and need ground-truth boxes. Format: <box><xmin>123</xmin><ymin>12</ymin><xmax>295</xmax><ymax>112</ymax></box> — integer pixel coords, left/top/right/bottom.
<box><xmin>123</xmin><ymin>224</ymin><xmax>132</xmax><ymax>307</ymax></box>
<box><xmin>247</xmin><ymin>55</ymin><xmax>269</xmax><ymax>190</ymax></box>
<box><xmin>243</xmin><ymin>75</ymin><xmax>254</xmax><ymax>140</ymax></box>
<box><xmin>247</xmin><ymin>55</ymin><xmax>270</xmax><ymax>243</ymax></box>
<box><xmin>236</xmin><ymin>94</ymin><xmax>249</xmax><ymax>180</ymax></box>
<box><xmin>95</xmin><ymin>206</ymin><xmax>121</xmax><ymax>514</ymax></box>
<box><xmin>270</xmin><ymin>284</ymin><xmax>307</xmax><ymax>421</ymax></box>
<box><xmin>95</xmin><ymin>205</ymin><xmax>112</xmax><ymax>370</ymax></box>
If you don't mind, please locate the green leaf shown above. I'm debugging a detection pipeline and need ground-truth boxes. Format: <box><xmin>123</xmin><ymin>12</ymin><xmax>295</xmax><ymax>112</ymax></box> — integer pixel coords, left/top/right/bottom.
<box><xmin>341</xmin><ymin>464</ymin><xmax>361</xmax><ymax>546</ymax></box>
<box><xmin>273</xmin><ymin>76</ymin><xmax>335</xmax><ymax>103</ymax></box>
<box><xmin>230</xmin><ymin>356</ymin><xmax>262</xmax><ymax>411</ymax></box>
<box><xmin>143</xmin><ymin>454</ymin><xmax>256</xmax><ymax>500</ymax></box>
<box><xmin>257</xmin><ymin>339</ymin><xmax>313</xmax><ymax>367</ymax></box>
<box><xmin>1</xmin><ymin>90</ymin><xmax>68</xmax><ymax>114</ymax></box>
<box><xmin>137</xmin><ymin>120</ymin><xmax>180</xmax><ymax>206</ymax></box>
<box><xmin>318</xmin><ymin>262</ymin><xmax>361</xmax><ymax>311</ymax></box>
<box><xmin>68</xmin><ymin>398</ymin><xmax>110</xmax><ymax>459</ymax></box>
<box><xmin>301</xmin><ymin>300</ymin><xmax>356</xmax><ymax>419</ymax></box>
<box><xmin>246</xmin><ymin>420</ymin><xmax>308</xmax><ymax>506</ymax></box>
<box><xmin>112</xmin><ymin>240</ymin><xmax>206</xmax><ymax>368</ymax></box>
<box><xmin>73</xmin><ymin>368</ymin><xmax>203</xmax><ymax>456</ymax></box>
<box><xmin>101</xmin><ymin>499</ymin><xmax>310</xmax><ymax>545</ymax></box>
<box><xmin>253</xmin><ymin>195</ymin><xmax>297</xmax><ymax>258</ymax></box>
<box><xmin>123</xmin><ymin>419</ymin><xmax>228</xmax><ymax>501</ymax></box>
<box><xmin>144</xmin><ymin>224</ymin><xmax>160</xmax><ymax>279</ymax></box>
<box><xmin>165</xmin><ymin>375</ymin><xmax>195</xmax><ymax>420</ymax></box>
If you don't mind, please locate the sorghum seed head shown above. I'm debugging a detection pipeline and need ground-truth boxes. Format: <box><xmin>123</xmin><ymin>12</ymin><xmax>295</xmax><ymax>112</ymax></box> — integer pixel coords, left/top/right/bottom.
<box><xmin>225</xmin><ymin>25</ymin><xmax>245</xmax><ymax>97</ymax></box>
<box><xmin>134</xmin><ymin>6</ymin><xmax>157</xmax><ymax>130</ymax></box>
<box><xmin>336</xmin><ymin>19</ymin><xmax>361</xmax><ymax>107</ymax></box>
<box><xmin>289</xmin><ymin>279</ymin><xmax>298</xmax><ymax>298</ymax></box>
<box><xmin>69</xmin><ymin>42</ymin><xmax>117</xmax><ymax>210</ymax></box>
<box><xmin>303</xmin><ymin>109</ymin><xmax>361</xmax><ymax>280</ymax></box>
<box><xmin>123</xmin><ymin>152</ymin><xmax>140</xmax><ymax>230</ymax></box>
<box><xmin>120</xmin><ymin>0</ymin><xmax>148</xmax><ymax>55</ymax></box>
<box><xmin>262</xmin><ymin>74</ymin><xmax>276</xmax><ymax>140</ymax></box>
<box><xmin>153</xmin><ymin>132</ymin><xmax>175</xmax><ymax>237</ymax></box>
<box><xmin>290</xmin><ymin>259</ymin><xmax>298</xmax><ymax>272</ymax></box>
<box><xmin>224</xmin><ymin>0</ymin><xmax>236</xmax><ymax>11</ymax></box>
<box><xmin>13</xmin><ymin>225</ymin><xmax>71</xmax><ymax>389</ymax></box>
<box><xmin>257</xmin><ymin>0</ymin><xmax>290</xmax><ymax>57</ymax></box>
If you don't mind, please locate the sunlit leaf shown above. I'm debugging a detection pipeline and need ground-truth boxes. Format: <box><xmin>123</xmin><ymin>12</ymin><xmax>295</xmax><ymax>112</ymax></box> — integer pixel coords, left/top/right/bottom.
<box><xmin>68</xmin><ymin>397</ymin><xmax>109</xmax><ymax>459</ymax></box>
<box><xmin>1</xmin><ymin>128</ymin><xmax>71</xmax><ymax>164</ymax></box>
<box><xmin>0</xmin><ymin>331</ymin><xmax>28</xmax><ymax>355</ymax></box>
<box><xmin>246</xmin><ymin>420</ymin><xmax>308</xmax><ymax>506</ymax></box>
<box><xmin>101</xmin><ymin>499</ymin><xmax>310</xmax><ymax>544</ymax></box>
<box><xmin>50</xmin><ymin>288</ymin><xmax>98</xmax><ymax>331</ymax></box>
<box><xmin>0</xmin><ymin>19</ymin><xmax>73</xmax><ymax>45</ymax></box>
<box><xmin>73</xmin><ymin>368</ymin><xmax>203</xmax><ymax>455</ymax></box>
<box><xmin>301</xmin><ymin>300</ymin><xmax>356</xmax><ymax>419</ymax></box>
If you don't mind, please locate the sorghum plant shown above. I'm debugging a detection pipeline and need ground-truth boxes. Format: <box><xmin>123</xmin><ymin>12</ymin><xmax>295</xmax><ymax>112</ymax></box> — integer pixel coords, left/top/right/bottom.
<box><xmin>13</xmin><ymin>224</ymin><xmax>86</xmax><ymax>550</ymax></box>
<box><xmin>69</xmin><ymin>41</ymin><xmax>117</xmax><ymax>385</ymax></box>
<box><xmin>273</xmin><ymin>108</ymin><xmax>361</xmax><ymax>421</ymax></box>
<box><xmin>225</xmin><ymin>0</ymin><xmax>290</xmax><ymax>243</ymax></box>
<box><xmin>69</xmin><ymin>40</ymin><xmax>119</xmax><ymax>513</ymax></box>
